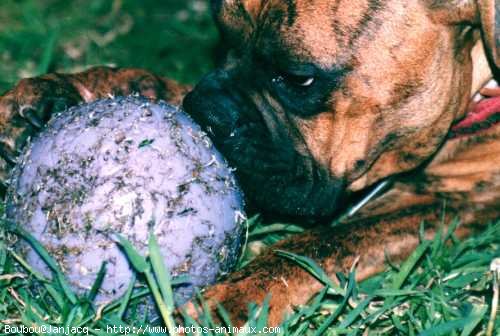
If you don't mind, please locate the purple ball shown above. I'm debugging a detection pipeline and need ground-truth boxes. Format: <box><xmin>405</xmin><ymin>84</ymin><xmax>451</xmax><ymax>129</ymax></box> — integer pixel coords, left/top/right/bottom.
<box><xmin>6</xmin><ymin>96</ymin><xmax>245</xmax><ymax>304</ymax></box>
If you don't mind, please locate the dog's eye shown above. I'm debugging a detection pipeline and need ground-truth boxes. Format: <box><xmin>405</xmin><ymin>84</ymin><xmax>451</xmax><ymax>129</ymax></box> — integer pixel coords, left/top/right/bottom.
<box><xmin>272</xmin><ymin>73</ymin><xmax>315</xmax><ymax>88</ymax></box>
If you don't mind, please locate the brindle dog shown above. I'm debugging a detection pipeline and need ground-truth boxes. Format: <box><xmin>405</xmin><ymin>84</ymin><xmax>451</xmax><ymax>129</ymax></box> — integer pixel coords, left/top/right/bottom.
<box><xmin>1</xmin><ymin>0</ymin><xmax>500</xmax><ymax>326</ymax></box>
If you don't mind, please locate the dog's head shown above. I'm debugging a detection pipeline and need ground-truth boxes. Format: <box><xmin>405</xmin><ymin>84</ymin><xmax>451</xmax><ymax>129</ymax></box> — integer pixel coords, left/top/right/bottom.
<box><xmin>184</xmin><ymin>0</ymin><xmax>500</xmax><ymax>217</ymax></box>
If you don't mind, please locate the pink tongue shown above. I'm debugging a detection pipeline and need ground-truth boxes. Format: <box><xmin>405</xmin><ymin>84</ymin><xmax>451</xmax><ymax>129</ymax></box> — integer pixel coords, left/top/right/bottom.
<box><xmin>451</xmin><ymin>96</ymin><xmax>500</xmax><ymax>131</ymax></box>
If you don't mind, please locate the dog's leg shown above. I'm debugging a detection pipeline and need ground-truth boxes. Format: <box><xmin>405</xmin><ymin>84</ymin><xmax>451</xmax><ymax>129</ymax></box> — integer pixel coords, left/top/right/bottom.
<box><xmin>194</xmin><ymin>185</ymin><xmax>495</xmax><ymax>326</ymax></box>
<box><xmin>0</xmin><ymin>66</ymin><xmax>190</xmax><ymax>186</ymax></box>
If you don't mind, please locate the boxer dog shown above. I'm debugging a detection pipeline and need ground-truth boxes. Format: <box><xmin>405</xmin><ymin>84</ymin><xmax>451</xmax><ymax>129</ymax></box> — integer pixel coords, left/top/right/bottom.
<box><xmin>0</xmin><ymin>0</ymin><xmax>499</xmax><ymax>326</ymax></box>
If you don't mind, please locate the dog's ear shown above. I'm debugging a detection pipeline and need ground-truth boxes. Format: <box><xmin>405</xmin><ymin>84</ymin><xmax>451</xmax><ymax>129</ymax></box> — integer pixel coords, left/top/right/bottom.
<box><xmin>476</xmin><ymin>0</ymin><xmax>499</xmax><ymax>69</ymax></box>
<box><xmin>429</xmin><ymin>0</ymin><xmax>499</xmax><ymax>69</ymax></box>
<box><xmin>210</xmin><ymin>0</ymin><xmax>255</xmax><ymax>43</ymax></box>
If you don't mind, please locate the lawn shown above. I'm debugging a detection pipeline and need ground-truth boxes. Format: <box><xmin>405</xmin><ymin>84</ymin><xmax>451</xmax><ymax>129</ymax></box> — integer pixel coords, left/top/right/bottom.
<box><xmin>0</xmin><ymin>0</ymin><xmax>217</xmax><ymax>94</ymax></box>
<box><xmin>0</xmin><ymin>1</ymin><xmax>499</xmax><ymax>335</ymax></box>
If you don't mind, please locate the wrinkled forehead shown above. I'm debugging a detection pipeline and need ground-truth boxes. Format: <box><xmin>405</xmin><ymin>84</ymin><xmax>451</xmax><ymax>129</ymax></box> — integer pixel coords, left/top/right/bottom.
<box><xmin>213</xmin><ymin>0</ymin><xmax>388</xmax><ymax>66</ymax></box>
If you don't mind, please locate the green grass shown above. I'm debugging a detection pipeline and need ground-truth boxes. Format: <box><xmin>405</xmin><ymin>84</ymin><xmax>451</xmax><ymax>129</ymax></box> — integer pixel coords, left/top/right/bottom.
<box><xmin>0</xmin><ymin>0</ymin><xmax>217</xmax><ymax>94</ymax></box>
<box><xmin>0</xmin><ymin>1</ymin><xmax>499</xmax><ymax>335</ymax></box>
<box><xmin>2</xmin><ymin>216</ymin><xmax>500</xmax><ymax>335</ymax></box>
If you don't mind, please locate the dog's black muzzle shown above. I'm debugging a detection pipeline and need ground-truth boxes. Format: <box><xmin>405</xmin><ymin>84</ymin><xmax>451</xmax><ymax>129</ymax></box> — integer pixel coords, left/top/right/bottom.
<box><xmin>183</xmin><ymin>69</ymin><xmax>346</xmax><ymax>218</ymax></box>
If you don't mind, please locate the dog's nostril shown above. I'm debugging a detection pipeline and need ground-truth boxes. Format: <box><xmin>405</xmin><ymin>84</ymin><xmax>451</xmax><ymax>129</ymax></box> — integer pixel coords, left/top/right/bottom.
<box><xmin>183</xmin><ymin>84</ymin><xmax>240</xmax><ymax>141</ymax></box>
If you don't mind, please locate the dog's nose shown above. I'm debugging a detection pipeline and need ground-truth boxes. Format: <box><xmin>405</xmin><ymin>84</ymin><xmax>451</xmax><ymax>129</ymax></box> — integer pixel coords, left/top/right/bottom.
<box><xmin>183</xmin><ymin>70</ymin><xmax>241</xmax><ymax>141</ymax></box>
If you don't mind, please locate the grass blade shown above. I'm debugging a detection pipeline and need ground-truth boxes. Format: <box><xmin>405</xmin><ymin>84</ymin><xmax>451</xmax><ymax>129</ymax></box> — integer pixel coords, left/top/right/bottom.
<box><xmin>418</xmin><ymin>316</ymin><xmax>478</xmax><ymax>336</ymax></box>
<box><xmin>148</xmin><ymin>232</ymin><xmax>175</xmax><ymax>310</ymax></box>
<box><xmin>14</xmin><ymin>226</ymin><xmax>77</xmax><ymax>304</ymax></box>
<box><xmin>313</xmin><ymin>271</ymin><xmax>356</xmax><ymax>336</ymax></box>
<box><xmin>114</xmin><ymin>234</ymin><xmax>149</xmax><ymax>272</ymax></box>
<box><xmin>276</xmin><ymin>250</ymin><xmax>345</xmax><ymax>296</ymax></box>
<box><xmin>460</xmin><ymin>304</ymin><xmax>487</xmax><ymax>336</ymax></box>
<box><xmin>88</xmin><ymin>261</ymin><xmax>107</xmax><ymax>302</ymax></box>
<box><xmin>391</xmin><ymin>240</ymin><xmax>431</xmax><ymax>290</ymax></box>
<box><xmin>117</xmin><ymin>273</ymin><xmax>137</xmax><ymax>319</ymax></box>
